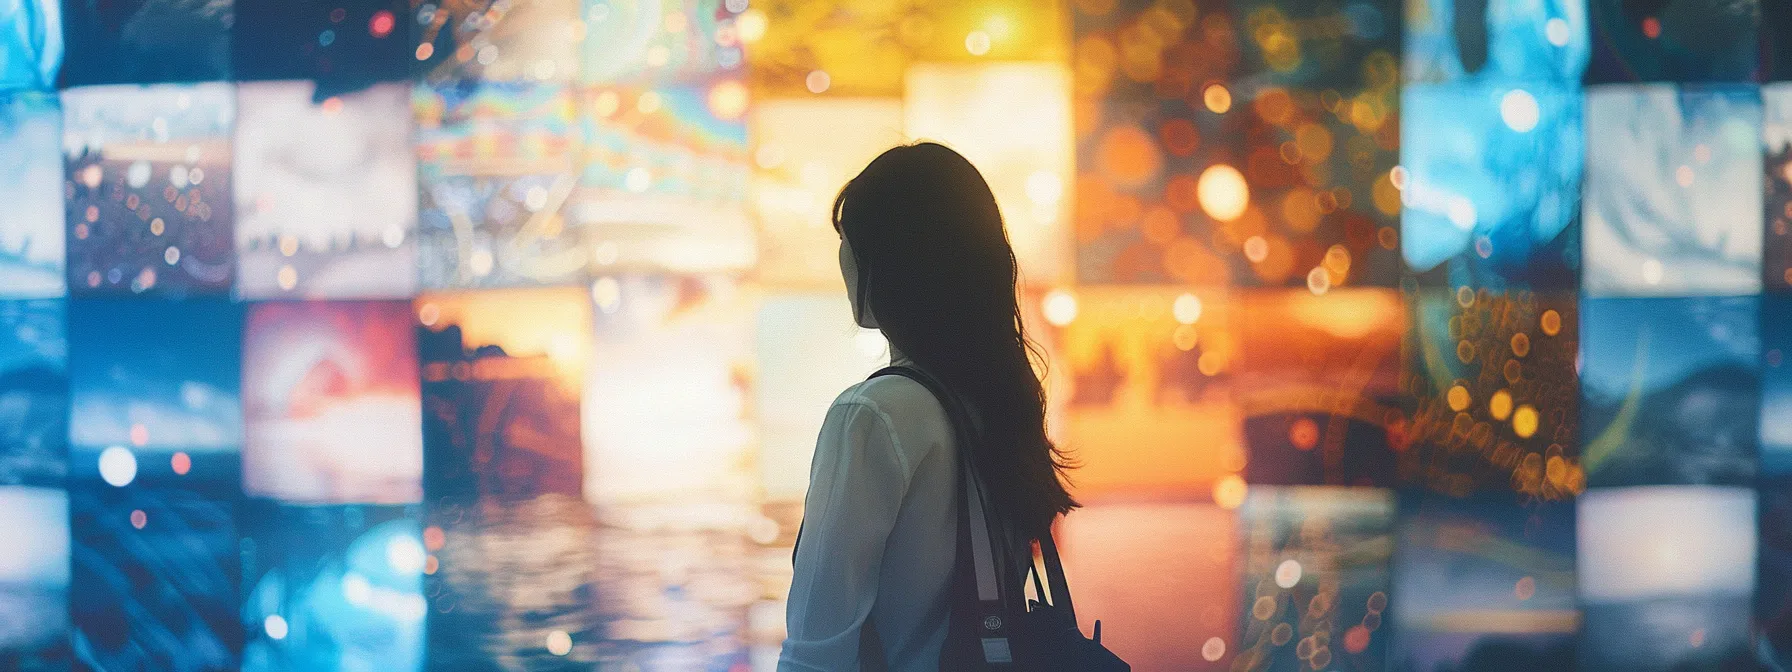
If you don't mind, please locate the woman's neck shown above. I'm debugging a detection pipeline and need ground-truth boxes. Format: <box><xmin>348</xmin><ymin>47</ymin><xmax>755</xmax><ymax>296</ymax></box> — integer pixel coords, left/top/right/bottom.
<box><xmin>888</xmin><ymin>343</ymin><xmax>909</xmax><ymax>366</ymax></box>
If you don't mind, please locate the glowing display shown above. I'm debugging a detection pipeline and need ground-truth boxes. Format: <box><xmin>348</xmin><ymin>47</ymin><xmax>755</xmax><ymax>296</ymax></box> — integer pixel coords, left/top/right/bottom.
<box><xmin>235</xmin><ymin>81</ymin><xmax>417</xmax><ymax>299</ymax></box>
<box><xmin>750</xmin><ymin>98</ymin><xmax>905</xmax><ymax>287</ymax></box>
<box><xmin>243</xmin><ymin>301</ymin><xmax>422</xmax><ymax>504</ymax></box>
<box><xmin>1578</xmin><ymin>486</ymin><xmax>1757</xmax><ymax>669</ymax></box>
<box><xmin>905</xmin><ymin>62</ymin><xmax>1074</xmax><ymax>283</ymax></box>
<box><xmin>1405</xmin><ymin>0</ymin><xmax>1590</xmax><ymax>83</ymax></box>
<box><xmin>0</xmin><ymin>91</ymin><xmax>62</xmax><ymax>298</ymax></box>
<box><xmin>9</xmin><ymin>1</ymin><xmax>1792</xmax><ymax>669</ymax></box>
<box><xmin>1583</xmin><ymin>85</ymin><xmax>1763</xmax><ymax>297</ymax></box>
<box><xmin>1579</xmin><ymin>297</ymin><xmax>1759</xmax><ymax>487</ymax></box>
<box><xmin>1402</xmin><ymin>85</ymin><xmax>1581</xmax><ymax>288</ymax></box>
<box><xmin>1391</xmin><ymin>495</ymin><xmax>1577</xmax><ymax>671</ymax></box>
<box><xmin>62</xmin><ymin>83</ymin><xmax>237</xmax><ymax>297</ymax></box>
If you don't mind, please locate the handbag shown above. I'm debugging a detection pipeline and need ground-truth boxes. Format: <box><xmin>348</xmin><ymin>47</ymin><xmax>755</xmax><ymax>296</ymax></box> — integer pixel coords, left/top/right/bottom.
<box><xmin>869</xmin><ymin>366</ymin><xmax>1129</xmax><ymax>672</ymax></box>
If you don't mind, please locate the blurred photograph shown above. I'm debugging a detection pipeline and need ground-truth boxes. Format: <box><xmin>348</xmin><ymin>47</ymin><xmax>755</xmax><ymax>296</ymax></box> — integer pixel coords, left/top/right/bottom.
<box><xmin>0</xmin><ymin>299</ymin><xmax>64</xmax><ymax>488</ymax></box>
<box><xmin>1235</xmin><ymin>486</ymin><xmax>1394</xmax><ymax>672</ymax></box>
<box><xmin>579</xmin><ymin>0</ymin><xmax>743</xmax><ymax>84</ymax></box>
<box><xmin>412</xmin><ymin>0</ymin><xmax>581</xmax><ymax>84</ymax></box>
<box><xmin>1404</xmin><ymin>0</ymin><xmax>1589</xmax><ymax>83</ymax></box>
<box><xmin>1069</xmin><ymin>0</ymin><xmax>1244</xmax><ymax>285</ymax></box>
<box><xmin>1584</xmin><ymin>0</ymin><xmax>1759</xmax><ymax>83</ymax></box>
<box><xmin>239</xmin><ymin>502</ymin><xmax>424</xmax><ymax>672</ymax></box>
<box><xmin>573</xmin><ymin>82</ymin><xmax>754</xmax><ymax>273</ymax></box>
<box><xmin>1578</xmin><ymin>486</ymin><xmax>1757</xmax><ymax>671</ymax></box>
<box><xmin>1401</xmin><ymin>85</ymin><xmax>1581</xmax><ymax>289</ymax></box>
<box><xmin>415</xmin><ymin>81</ymin><xmax>587</xmax><ymax>289</ymax></box>
<box><xmin>0</xmin><ymin>486</ymin><xmax>70</xmax><ymax>668</ymax></box>
<box><xmin>0</xmin><ymin>91</ymin><xmax>64</xmax><ymax>298</ymax></box>
<box><xmin>1050</xmin><ymin>288</ymin><xmax>1243</xmax><ymax>501</ymax></box>
<box><xmin>70</xmin><ymin>483</ymin><xmax>240</xmax><ymax>671</ymax></box>
<box><xmin>1058</xmin><ymin>503</ymin><xmax>1238</xmax><ymax>672</ymax></box>
<box><xmin>1758</xmin><ymin>482</ymin><xmax>1792</xmax><ymax>669</ymax></box>
<box><xmin>1580</xmin><ymin>297</ymin><xmax>1759</xmax><ymax>487</ymax></box>
<box><xmin>1237</xmin><ymin>289</ymin><xmax>1405</xmax><ymax>487</ymax></box>
<box><xmin>234</xmin><ymin>81</ymin><xmax>416</xmax><ymax>300</ymax></box>
<box><xmin>58</xmin><ymin>0</ymin><xmax>232</xmax><ymax>85</ymax></box>
<box><xmin>584</xmin><ymin>275</ymin><xmax>754</xmax><ymax>506</ymax></box>
<box><xmin>753</xmin><ymin>291</ymin><xmax>886</xmax><ymax>495</ymax></box>
<box><xmin>418</xmin><ymin>287</ymin><xmax>587</xmax><ymax>504</ymax></box>
<box><xmin>1231</xmin><ymin>86</ymin><xmax>1403</xmax><ymax>288</ymax></box>
<box><xmin>242</xmin><ymin>301</ymin><xmax>421</xmax><ymax>504</ymax></box>
<box><xmin>1402</xmin><ymin>290</ymin><xmax>1580</xmax><ymax>498</ymax></box>
<box><xmin>749</xmin><ymin>98</ymin><xmax>905</xmax><ymax>288</ymax></box>
<box><xmin>1767</xmin><ymin>84</ymin><xmax>1792</xmax><ymax>292</ymax></box>
<box><xmin>905</xmin><ymin>63</ymin><xmax>1073</xmax><ymax>284</ymax></box>
<box><xmin>231</xmin><ymin>0</ymin><xmax>409</xmax><ymax>86</ymax></box>
<box><xmin>1234</xmin><ymin>0</ymin><xmax>1400</xmax><ymax>88</ymax></box>
<box><xmin>1583</xmin><ymin>85</ymin><xmax>1762</xmax><ymax>297</ymax></box>
<box><xmin>423</xmin><ymin>494</ymin><xmax>603</xmax><ymax>671</ymax></box>
<box><xmin>1763</xmin><ymin>296</ymin><xmax>1792</xmax><ymax>477</ymax></box>
<box><xmin>68</xmin><ymin>298</ymin><xmax>243</xmax><ymax>493</ymax></box>
<box><xmin>62</xmin><ymin>83</ymin><xmax>235</xmax><ymax>297</ymax></box>
<box><xmin>1390</xmin><ymin>495</ymin><xmax>1577</xmax><ymax>672</ymax></box>
<box><xmin>0</xmin><ymin>0</ymin><xmax>60</xmax><ymax>89</ymax></box>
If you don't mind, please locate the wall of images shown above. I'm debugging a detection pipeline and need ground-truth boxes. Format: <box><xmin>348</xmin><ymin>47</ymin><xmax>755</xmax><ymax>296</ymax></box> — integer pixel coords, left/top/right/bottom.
<box><xmin>1</xmin><ymin>0</ymin><xmax>1790</xmax><ymax>670</ymax></box>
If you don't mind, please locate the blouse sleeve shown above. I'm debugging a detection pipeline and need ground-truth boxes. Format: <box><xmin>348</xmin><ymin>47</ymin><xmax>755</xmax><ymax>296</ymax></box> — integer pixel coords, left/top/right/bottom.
<box><xmin>779</xmin><ymin>399</ymin><xmax>915</xmax><ymax>671</ymax></box>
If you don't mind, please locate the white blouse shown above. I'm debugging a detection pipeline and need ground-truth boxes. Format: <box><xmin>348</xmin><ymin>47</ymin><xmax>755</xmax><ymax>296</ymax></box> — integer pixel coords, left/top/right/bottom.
<box><xmin>779</xmin><ymin>373</ymin><xmax>960</xmax><ymax>671</ymax></box>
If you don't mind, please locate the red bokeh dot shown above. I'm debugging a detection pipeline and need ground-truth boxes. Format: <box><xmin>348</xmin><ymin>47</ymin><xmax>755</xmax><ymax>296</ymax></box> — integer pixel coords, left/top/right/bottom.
<box><xmin>424</xmin><ymin>526</ymin><xmax>446</xmax><ymax>551</ymax></box>
<box><xmin>1642</xmin><ymin>17</ymin><xmax>1661</xmax><ymax>38</ymax></box>
<box><xmin>1343</xmin><ymin>625</ymin><xmax>1371</xmax><ymax>654</ymax></box>
<box><xmin>1290</xmin><ymin>417</ymin><xmax>1320</xmax><ymax>451</ymax></box>
<box><xmin>370</xmin><ymin>10</ymin><xmax>396</xmax><ymax>38</ymax></box>
<box><xmin>171</xmin><ymin>451</ymin><xmax>191</xmax><ymax>476</ymax></box>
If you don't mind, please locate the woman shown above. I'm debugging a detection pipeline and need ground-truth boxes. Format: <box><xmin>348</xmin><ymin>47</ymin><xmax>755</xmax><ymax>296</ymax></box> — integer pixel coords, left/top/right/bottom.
<box><xmin>779</xmin><ymin>143</ymin><xmax>1079</xmax><ymax>671</ymax></box>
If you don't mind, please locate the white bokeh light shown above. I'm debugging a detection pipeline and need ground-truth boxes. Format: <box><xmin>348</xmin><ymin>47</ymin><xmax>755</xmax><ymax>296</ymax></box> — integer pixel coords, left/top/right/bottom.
<box><xmin>98</xmin><ymin>446</ymin><xmax>137</xmax><ymax>487</ymax></box>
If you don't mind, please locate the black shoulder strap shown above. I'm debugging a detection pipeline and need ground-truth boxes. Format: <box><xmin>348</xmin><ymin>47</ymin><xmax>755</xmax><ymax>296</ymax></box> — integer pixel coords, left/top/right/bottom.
<box><xmin>870</xmin><ymin>365</ymin><xmax>1019</xmax><ymax>666</ymax></box>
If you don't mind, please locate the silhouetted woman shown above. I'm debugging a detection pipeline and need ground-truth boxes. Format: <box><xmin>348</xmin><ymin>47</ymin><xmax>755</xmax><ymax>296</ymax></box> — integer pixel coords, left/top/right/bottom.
<box><xmin>779</xmin><ymin>143</ymin><xmax>1079</xmax><ymax>671</ymax></box>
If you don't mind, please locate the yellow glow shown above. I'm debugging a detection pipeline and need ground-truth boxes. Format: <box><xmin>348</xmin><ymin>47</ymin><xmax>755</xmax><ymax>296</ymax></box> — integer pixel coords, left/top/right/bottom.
<box><xmin>1203</xmin><ymin>84</ymin><xmax>1232</xmax><ymax>113</ymax></box>
<box><xmin>965</xmin><ymin>30</ymin><xmax>992</xmax><ymax>55</ymax></box>
<box><xmin>1489</xmin><ymin>389</ymin><xmax>1513</xmax><ymax>421</ymax></box>
<box><xmin>1196</xmin><ymin>164</ymin><xmax>1249</xmax><ymax>221</ymax></box>
<box><xmin>1447</xmin><ymin>385</ymin><xmax>1470</xmax><ymax>412</ymax></box>
<box><xmin>1513</xmin><ymin>405</ymin><xmax>1539</xmax><ymax>438</ymax></box>
<box><xmin>1213</xmin><ymin>475</ymin><xmax>1247</xmax><ymax>509</ymax></box>
<box><xmin>1540</xmin><ymin>310</ymin><xmax>1562</xmax><ymax>336</ymax></box>
<box><xmin>737</xmin><ymin>9</ymin><xmax>767</xmax><ymax>43</ymax></box>
<box><xmin>707</xmin><ymin>80</ymin><xmax>749</xmax><ymax>121</ymax></box>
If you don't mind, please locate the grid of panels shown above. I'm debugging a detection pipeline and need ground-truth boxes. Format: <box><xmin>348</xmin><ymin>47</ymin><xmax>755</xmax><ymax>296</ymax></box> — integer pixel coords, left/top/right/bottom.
<box><xmin>0</xmin><ymin>0</ymin><xmax>1789</xmax><ymax>671</ymax></box>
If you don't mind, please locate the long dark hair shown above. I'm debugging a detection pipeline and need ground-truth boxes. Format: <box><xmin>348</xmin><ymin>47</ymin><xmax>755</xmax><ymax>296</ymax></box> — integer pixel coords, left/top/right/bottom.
<box><xmin>833</xmin><ymin>142</ymin><xmax>1077</xmax><ymax>536</ymax></box>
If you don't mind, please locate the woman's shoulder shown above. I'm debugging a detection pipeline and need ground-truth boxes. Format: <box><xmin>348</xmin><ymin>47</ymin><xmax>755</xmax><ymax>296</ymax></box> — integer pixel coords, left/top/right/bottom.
<box><xmin>830</xmin><ymin>372</ymin><xmax>950</xmax><ymax>428</ymax></box>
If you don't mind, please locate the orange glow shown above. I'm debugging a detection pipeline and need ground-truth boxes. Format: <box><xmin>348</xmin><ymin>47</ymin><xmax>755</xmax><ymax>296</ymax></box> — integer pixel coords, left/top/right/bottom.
<box><xmin>1213</xmin><ymin>475</ymin><xmax>1248</xmax><ymax>509</ymax></box>
<box><xmin>1098</xmin><ymin>125</ymin><xmax>1161</xmax><ymax>188</ymax></box>
<box><xmin>1289</xmin><ymin>417</ymin><xmax>1319</xmax><ymax>450</ymax></box>
<box><xmin>1164</xmin><ymin>174</ymin><xmax>1201</xmax><ymax>213</ymax></box>
<box><xmin>1642</xmin><ymin>16</ymin><xmax>1661</xmax><ymax>38</ymax></box>
<box><xmin>415</xmin><ymin>288</ymin><xmax>592</xmax><ymax>389</ymax></box>
<box><xmin>423</xmin><ymin>526</ymin><xmax>446</xmax><ymax>551</ymax></box>
<box><xmin>1159</xmin><ymin>118</ymin><xmax>1199</xmax><ymax>157</ymax></box>
<box><xmin>1203</xmin><ymin>84</ymin><xmax>1232</xmax><ymax>113</ymax></box>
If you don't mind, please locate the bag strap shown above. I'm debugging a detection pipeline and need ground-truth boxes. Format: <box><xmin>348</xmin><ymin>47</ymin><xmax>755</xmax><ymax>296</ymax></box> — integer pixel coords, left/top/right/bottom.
<box><xmin>870</xmin><ymin>365</ymin><xmax>1016</xmax><ymax>665</ymax></box>
<box><xmin>1037</xmin><ymin>531</ymin><xmax>1076</xmax><ymax>623</ymax></box>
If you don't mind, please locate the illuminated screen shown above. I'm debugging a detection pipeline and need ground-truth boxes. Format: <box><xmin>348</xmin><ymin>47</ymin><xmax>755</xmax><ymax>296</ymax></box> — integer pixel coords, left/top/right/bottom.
<box><xmin>3</xmin><ymin>0</ymin><xmax>1792</xmax><ymax>670</ymax></box>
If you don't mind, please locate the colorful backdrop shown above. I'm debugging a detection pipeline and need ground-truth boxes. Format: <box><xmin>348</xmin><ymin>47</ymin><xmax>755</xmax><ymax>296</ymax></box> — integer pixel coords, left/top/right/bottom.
<box><xmin>1</xmin><ymin>0</ymin><xmax>1790</xmax><ymax>670</ymax></box>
